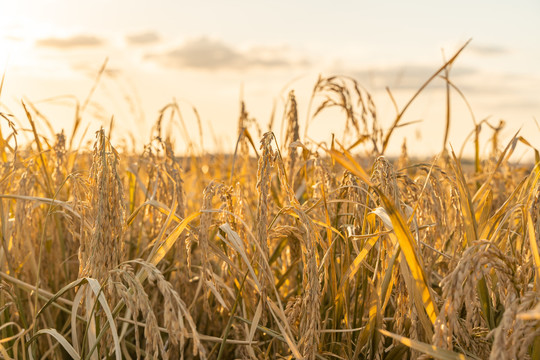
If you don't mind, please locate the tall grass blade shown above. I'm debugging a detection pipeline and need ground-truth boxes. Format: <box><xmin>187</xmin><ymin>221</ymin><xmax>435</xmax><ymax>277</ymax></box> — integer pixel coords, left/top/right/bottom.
<box><xmin>378</xmin><ymin>329</ymin><xmax>471</xmax><ymax>360</ymax></box>
<box><xmin>377</xmin><ymin>193</ymin><xmax>439</xmax><ymax>326</ymax></box>
<box><xmin>30</xmin><ymin>329</ymin><xmax>80</xmax><ymax>360</ymax></box>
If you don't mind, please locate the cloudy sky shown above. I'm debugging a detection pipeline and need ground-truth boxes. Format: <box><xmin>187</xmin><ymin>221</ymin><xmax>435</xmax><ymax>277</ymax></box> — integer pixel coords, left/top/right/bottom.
<box><xmin>0</xmin><ymin>0</ymin><xmax>539</xmax><ymax>157</ymax></box>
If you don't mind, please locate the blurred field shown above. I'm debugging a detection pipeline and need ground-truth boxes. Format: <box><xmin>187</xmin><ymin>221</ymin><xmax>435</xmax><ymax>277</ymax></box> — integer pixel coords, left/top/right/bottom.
<box><xmin>0</xmin><ymin>44</ymin><xmax>540</xmax><ymax>360</ymax></box>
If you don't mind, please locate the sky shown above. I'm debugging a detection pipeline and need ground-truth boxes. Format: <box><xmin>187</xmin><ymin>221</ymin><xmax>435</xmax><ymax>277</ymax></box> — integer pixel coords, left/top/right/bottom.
<box><xmin>0</xmin><ymin>0</ymin><xmax>539</xmax><ymax>158</ymax></box>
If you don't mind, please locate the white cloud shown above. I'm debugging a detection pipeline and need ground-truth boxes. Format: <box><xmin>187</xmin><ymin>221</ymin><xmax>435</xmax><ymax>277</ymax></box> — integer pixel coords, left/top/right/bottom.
<box><xmin>342</xmin><ymin>64</ymin><xmax>477</xmax><ymax>90</ymax></box>
<box><xmin>468</xmin><ymin>43</ymin><xmax>509</xmax><ymax>56</ymax></box>
<box><xmin>146</xmin><ymin>37</ymin><xmax>309</xmax><ymax>71</ymax></box>
<box><xmin>125</xmin><ymin>31</ymin><xmax>161</xmax><ymax>46</ymax></box>
<box><xmin>36</xmin><ymin>34</ymin><xmax>105</xmax><ymax>49</ymax></box>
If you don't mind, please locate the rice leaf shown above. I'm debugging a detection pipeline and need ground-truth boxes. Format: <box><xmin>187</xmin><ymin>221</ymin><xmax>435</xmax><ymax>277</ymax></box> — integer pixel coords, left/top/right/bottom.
<box><xmin>377</xmin><ymin>191</ymin><xmax>439</xmax><ymax>326</ymax></box>
<box><xmin>84</xmin><ymin>279</ymin><xmax>122</xmax><ymax>360</ymax></box>
<box><xmin>340</xmin><ymin>235</ymin><xmax>379</xmax><ymax>289</ymax></box>
<box><xmin>267</xmin><ymin>298</ymin><xmax>303</xmax><ymax>359</ymax></box>
<box><xmin>526</xmin><ymin>211</ymin><xmax>540</xmax><ymax>288</ymax></box>
<box><xmin>31</xmin><ymin>329</ymin><xmax>80</xmax><ymax>360</ymax></box>
<box><xmin>147</xmin><ymin>211</ymin><xmax>201</xmax><ymax>268</ymax></box>
<box><xmin>449</xmin><ymin>148</ymin><xmax>478</xmax><ymax>247</ymax></box>
<box><xmin>327</xmin><ymin>145</ymin><xmax>372</xmax><ymax>186</ymax></box>
<box><xmin>378</xmin><ymin>328</ymin><xmax>471</xmax><ymax>360</ymax></box>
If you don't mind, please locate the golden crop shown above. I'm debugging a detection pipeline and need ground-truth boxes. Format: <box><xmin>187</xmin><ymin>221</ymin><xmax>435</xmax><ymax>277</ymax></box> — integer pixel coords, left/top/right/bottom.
<box><xmin>0</xmin><ymin>44</ymin><xmax>539</xmax><ymax>359</ymax></box>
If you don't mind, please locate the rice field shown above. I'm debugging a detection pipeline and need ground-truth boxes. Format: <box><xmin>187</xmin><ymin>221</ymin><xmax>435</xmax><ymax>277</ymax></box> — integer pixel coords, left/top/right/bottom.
<box><xmin>0</xmin><ymin>44</ymin><xmax>539</xmax><ymax>360</ymax></box>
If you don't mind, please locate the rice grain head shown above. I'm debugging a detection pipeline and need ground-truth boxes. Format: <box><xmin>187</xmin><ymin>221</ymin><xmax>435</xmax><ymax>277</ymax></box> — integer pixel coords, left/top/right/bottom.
<box><xmin>256</xmin><ymin>132</ymin><xmax>275</xmax><ymax>262</ymax></box>
<box><xmin>294</xmin><ymin>209</ymin><xmax>321</xmax><ymax>360</ymax></box>
<box><xmin>371</xmin><ymin>155</ymin><xmax>400</xmax><ymax>209</ymax></box>
<box><xmin>79</xmin><ymin>129</ymin><xmax>127</xmax><ymax>288</ymax></box>
<box><xmin>284</xmin><ymin>91</ymin><xmax>300</xmax><ymax>185</ymax></box>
